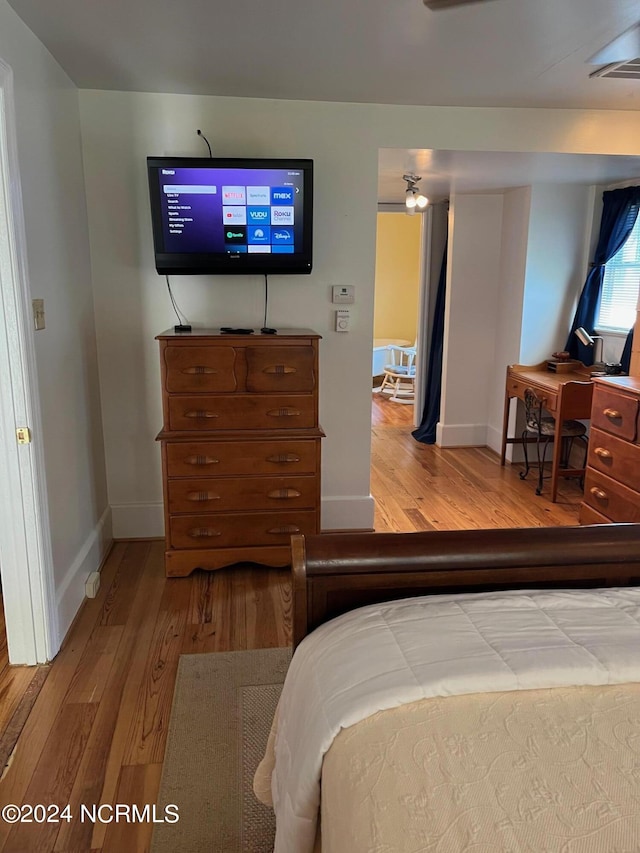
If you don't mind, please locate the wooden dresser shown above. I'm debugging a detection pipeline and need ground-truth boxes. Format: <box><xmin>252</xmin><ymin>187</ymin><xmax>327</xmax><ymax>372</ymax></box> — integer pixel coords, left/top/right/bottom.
<box><xmin>156</xmin><ymin>328</ymin><xmax>323</xmax><ymax>577</ymax></box>
<box><xmin>579</xmin><ymin>376</ymin><xmax>640</xmax><ymax>525</ymax></box>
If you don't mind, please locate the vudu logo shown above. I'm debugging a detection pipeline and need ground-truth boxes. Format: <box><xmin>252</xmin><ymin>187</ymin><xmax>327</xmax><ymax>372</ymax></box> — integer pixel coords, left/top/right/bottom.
<box><xmin>247</xmin><ymin>207</ymin><xmax>270</xmax><ymax>223</ymax></box>
<box><xmin>271</xmin><ymin>187</ymin><xmax>294</xmax><ymax>204</ymax></box>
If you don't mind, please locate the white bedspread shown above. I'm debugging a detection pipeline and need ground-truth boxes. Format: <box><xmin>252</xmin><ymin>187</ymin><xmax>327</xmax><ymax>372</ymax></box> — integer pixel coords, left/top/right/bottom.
<box><xmin>269</xmin><ymin>587</ymin><xmax>640</xmax><ymax>853</ymax></box>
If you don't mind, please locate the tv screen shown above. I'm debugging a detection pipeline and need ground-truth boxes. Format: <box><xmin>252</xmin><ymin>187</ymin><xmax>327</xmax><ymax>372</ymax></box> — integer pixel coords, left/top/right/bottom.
<box><xmin>147</xmin><ymin>157</ymin><xmax>313</xmax><ymax>275</ymax></box>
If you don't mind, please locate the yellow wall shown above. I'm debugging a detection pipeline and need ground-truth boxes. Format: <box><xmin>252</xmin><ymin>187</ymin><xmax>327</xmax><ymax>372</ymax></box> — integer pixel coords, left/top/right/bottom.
<box><xmin>374</xmin><ymin>213</ymin><xmax>421</xmax><ymax>342</ymax></box>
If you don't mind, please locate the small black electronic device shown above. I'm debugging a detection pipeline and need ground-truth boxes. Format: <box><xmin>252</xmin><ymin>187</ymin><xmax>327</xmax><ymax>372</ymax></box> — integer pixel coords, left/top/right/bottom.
<box><xmin>220</xmin><ymin>327</ymin><xmax>254</xmax><ymax>334</ymax></box>
<box><xmin>147</xmin><ymin>156</ymin><xmax>313</xmax><ymax>276</ymax></box>
<box><xmin>260</xmin><ymin>327</ymin><xmax>277</xmax><ymax>335</ymax></box>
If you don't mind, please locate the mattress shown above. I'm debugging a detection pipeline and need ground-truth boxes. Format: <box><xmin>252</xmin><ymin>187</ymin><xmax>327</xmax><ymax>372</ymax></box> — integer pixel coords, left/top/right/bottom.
<box><xmin>255</xmin><ymin>586</ymin><xmax>640</xmax><ymax>853</ymax></box>
<box><xmin>321</xmin><ymin>684</ymin><xmax>640</xmax><ymax>852</ymax></box>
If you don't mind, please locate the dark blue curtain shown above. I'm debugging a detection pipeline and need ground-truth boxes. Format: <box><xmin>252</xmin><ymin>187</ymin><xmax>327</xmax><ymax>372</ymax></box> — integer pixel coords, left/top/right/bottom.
<box><xmin>412</xmin><ymin>240</ymin><xmax>447</xmax><ymax>444</ymax></box>
<box><xmin>621</xmin><ymin>327</ymin><xmax>634</xmax><ymax>374</ymax></box>
<box><xmin>565</xmin><ymin>186</ymin><xmax>640</xmax><ymax>365</ymax></box>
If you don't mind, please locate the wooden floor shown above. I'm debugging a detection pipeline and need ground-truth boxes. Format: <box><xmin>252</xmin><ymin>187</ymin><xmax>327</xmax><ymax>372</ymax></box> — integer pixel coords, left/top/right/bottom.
<box><xmin>0</xmin><ymin>398</ymin><xmax>582</xmax><ymax>852</ymax></box>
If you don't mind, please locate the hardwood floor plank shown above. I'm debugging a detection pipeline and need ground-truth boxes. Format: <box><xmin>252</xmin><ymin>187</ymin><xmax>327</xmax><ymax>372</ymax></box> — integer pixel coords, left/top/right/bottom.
<box><xmin>3</xmin><ymin>703</ymin><xmax>98</xmax><ymax>853</ymax></box>
<box><xmin>100</xmin><ymin>763</ymin><xmax>163</xmax><ymax>853</ymax></box>
<box><xmin>54</xmin><ymin>548</ymin><xmax>168</xmax><ymax>853</ymax></box>
<box><xmin>0</xmin><ymin>543</ymin><xmax>122</xmax><ymax>851</ymax></box>
<box><xmin>99</xmin><ymin>541</ymin><xmax>152</xmax><ymax>627</ymax></box>
<box><xmin>122</xmin><ymin>581</ymin><xmax>190</xmax><ymax>766</ymax></box>
<box><xmin>65</xmin><ymin>626</ymin><xmax>124</xmax><ymax>705</ymax></box>
<box><xmin>88</xmin><ymin>541</ymin><xmax>168</xmax><ymax>850</ymax></box>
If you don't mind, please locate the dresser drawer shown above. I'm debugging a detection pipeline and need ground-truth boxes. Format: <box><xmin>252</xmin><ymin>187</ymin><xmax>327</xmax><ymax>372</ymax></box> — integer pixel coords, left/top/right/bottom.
<box><xmin>163</xmin><ymin>346</ymin><xmax>237</xmax><ymax>393</ymax></box>
<box><xmin>590</xmin><ymin>387</ymin><xmax>639</xmax><ymax>442</ymax></box>
<box><xmin>168</xmin><ymin>394</ymin><xmax>316</xmax><ymax>431</ymax></box>
<box><xmin>165</xmin><ymin>439</ymin><xmax>319</xmax><ymax>477</ymax></box>
<box><xmin>578</xmin><ymin>503</ymin><xmax>611</xmax><ymax>525</ymax></box>
<box><xmin>167</xmin><ymin>475</ymin><xmax>318</xmax><ymax>513</ymax></box>
<box><xmin>587</xmin><ymin>428</ymin><xmax>640</xmax><ymax>492</ymax></box>
<box><xmin>246</xmin><ymin>346</ymin><xmax>315</xmax><ymax>393</ymax></box>
<box><xmin>169</xmin><ymin>510</ymin><xmax>318</xmax><ymax>549</ymax></box>
<box><xmin>582</xmin><ymin>469</ymin><xmax>640</xmax><ymax>523</ymax></box>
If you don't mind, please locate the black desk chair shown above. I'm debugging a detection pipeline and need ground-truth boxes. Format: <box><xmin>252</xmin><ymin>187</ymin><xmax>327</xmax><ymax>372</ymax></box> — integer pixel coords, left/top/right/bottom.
<box><xmin>520</xmin><ymin>387</ymin><xmax>588</xmax><ymax>496</ymax></box>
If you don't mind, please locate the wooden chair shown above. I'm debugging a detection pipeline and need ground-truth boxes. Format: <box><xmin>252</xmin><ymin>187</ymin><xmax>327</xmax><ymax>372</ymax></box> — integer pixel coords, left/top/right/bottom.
<box><xmin>378</xmin><ymin>345</ymin><xmax>416</xmax><ymax>403</ymax></box>
<box><xmin>519</xmin><ymin>387</ymin><xmax>588</xmax><ymax>495</ymax></box>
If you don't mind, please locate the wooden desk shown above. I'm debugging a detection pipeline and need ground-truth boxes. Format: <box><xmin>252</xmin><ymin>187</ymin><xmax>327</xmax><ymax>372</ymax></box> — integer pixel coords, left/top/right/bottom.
<box><xmin>501</xmin><ymin>361</ymin><xmax>593</xmax><ymax>502</ymax></box>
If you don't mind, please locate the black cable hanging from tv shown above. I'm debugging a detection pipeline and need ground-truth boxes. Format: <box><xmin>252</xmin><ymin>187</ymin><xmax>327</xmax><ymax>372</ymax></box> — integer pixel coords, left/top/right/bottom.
<box><xmin>261</xmin><ymin>274</ymin><xmax>276</xmax><ymax>334</ymax></box>
<box><xmin>166</xmin><ymin>275</ymin><xmax>191</xmax><ymax>332</ymax></box>
<box><xmin>196</xmin><ymin>129</ymin><xmax>212</xmax><ymax>158</ymax></box>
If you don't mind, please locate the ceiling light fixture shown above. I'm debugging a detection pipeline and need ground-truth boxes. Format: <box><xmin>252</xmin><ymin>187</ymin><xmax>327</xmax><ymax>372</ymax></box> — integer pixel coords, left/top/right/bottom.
<box><xmin>403</xmin><ymin>174</ymin><xmax>429</xmax><ymax>215</ymax></box>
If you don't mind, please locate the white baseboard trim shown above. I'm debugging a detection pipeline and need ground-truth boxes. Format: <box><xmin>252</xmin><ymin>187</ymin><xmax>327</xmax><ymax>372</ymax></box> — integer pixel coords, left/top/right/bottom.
<box><xmin>111</xmin><ymin>502</ymin><xmax>165</xmax><ymax>539</ymax></box>
<box><xmin>55</xmin><ymin>506</ymin><xmax>113</xmax><ymax>646</ymax></box>
<box><xmin>321</xmin><ymin>496</ymin><xmax>375</xmax><ymax>531</ymax></box>
<box><xmin>436</xmin><ymin>422</ymin><xmax>488</xmax><ymax>448</ymax></box>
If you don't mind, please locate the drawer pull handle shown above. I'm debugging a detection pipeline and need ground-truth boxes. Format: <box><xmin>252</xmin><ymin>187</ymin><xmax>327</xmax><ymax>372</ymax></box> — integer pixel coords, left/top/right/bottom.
<box><xmin>267</xmin><ymin>524</ymin><xmax>301</xmax><ymax>535</ymax></box>
<box><xmin>266</xmin><ymin>453</ymin><xmax>301</xmax><ymax>464</ymax></box>
<box><xmin>267</xmin><ymin>488</ymin><xmax>302</xmax><ymax>499</ymax></box>
<box><xmin>189</xmin><ymin>527</ymin><xmax>222</xmax><ymax>538</ymax></box>
<box><xmin>267</xmin><ymin>408</ymin><xmax>301</xmax><ymax>418</ymax></box>
<box><xmin>187</xmin><ymin>491</ymin><xmax>221</xmax><ymax>502</ymax></box>
<box><xmin>603</xmin><ymin>408</ymin><xmax>622</xmax><ymax>420</ymax></box>
<box><xmin>590</xmin><ymin>486</ymin><xmax>608</xmax><ymax>501</ymax></box>
<box><xmin>594</xmin><ymin>447</ymin><xmax>612</xmax><ymax>459</ymax></box>
<box><xmin>182</xmin><ymin>366</ymin><xmax>217</xmax><ymax>375</ymax></box>
<box><xmin>263</xmin><ymin>365</ymin><xmax>296</xmax><ymax>375</ymax></box>
<box><xmin>184</xmin><ymin>410</ymin><xmax>219</xmax><ymax>419</ymax></box>
<box><xmin>185</xmin><ymin>455</ymin><xmax>219</xmax><ymax>466</ymax></box>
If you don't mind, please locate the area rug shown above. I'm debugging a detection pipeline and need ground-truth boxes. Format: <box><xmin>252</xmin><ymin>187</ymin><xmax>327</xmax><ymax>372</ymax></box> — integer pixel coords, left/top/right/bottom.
<box><xmin>151</xmin><ymin>646</ymin><xmax>291</xmax><ymax>853</ymax></box>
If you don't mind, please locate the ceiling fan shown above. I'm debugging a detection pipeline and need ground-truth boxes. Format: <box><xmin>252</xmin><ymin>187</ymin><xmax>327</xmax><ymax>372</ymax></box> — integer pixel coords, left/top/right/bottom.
<box><xmin>423</xmin><ymin>0</ymin><xmax>497</xmax><ymax>9</ymax></box>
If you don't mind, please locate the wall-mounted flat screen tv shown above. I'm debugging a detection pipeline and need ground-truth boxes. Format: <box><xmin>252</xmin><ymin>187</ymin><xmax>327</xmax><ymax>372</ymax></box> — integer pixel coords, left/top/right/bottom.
<box><xmin>147</xmin><ymin>156</ymin><xmax>313</xmax><ymax>275</ymax></box>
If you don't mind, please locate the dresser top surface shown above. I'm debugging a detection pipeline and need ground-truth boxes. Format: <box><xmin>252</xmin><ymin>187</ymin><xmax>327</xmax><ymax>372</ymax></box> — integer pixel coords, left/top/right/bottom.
<box><xmin>156</xmin><ymin>327</ymin><xmax>320</xmax><ymax>340</ymax></box>
<box><xmin>592</xmin><ymin>375</ymin><xmax>640</xmax><ymax>396</ymax></box>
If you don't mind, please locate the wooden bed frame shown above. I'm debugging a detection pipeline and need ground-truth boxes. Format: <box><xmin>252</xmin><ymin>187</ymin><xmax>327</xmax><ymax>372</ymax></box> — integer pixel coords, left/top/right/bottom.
<box><xmin>291</xmin><ymin>523</ymin><xmax>640</xmax><ymax>648</ymax></box>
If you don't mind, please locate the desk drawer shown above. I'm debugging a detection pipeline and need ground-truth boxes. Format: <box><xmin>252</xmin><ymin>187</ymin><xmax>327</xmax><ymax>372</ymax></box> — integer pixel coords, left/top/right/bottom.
<box><xmin>507</xmin><ymin>377</ymin><xmax>557</xmax><ymax>412</ymax></box>
<box><xmin>590</xmin><ymin>387</ymin><xmax>639</xmax><ymax>442</ymax></box>
<box><xmin>168</xmin><ymin>394</ymin><xmax>316</xmax><ymax>431</ymax></box>
<box><xmin>167</xmin><ymin>475</ymin><xmax>318</xmax><ymax>513</ymax></box>
<box><xmin>582</xmin><ymin>469</ymin><xmax>640</xmax><ymax>523</ymax></box>
<box><xmin>165</xmin><ymin>439</ymin><xmax>319</xmax><ymax>477</ymax></box>
<box><xmin>169</xmin><ymin>510</ymin><xmax>317</xmax><ymax>549</ymax></box>
<box><xmin>587</xmin><ymin>428</ymin><xmax>640</xmax><ymax>491</ymax></box>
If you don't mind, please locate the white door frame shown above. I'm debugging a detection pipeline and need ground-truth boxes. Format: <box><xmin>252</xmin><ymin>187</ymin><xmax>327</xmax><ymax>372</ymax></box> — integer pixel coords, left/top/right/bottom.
<box><xmin>0</xmin><ymin>58</ymin><xmax>58</xmax><ymax>665</ymax></box>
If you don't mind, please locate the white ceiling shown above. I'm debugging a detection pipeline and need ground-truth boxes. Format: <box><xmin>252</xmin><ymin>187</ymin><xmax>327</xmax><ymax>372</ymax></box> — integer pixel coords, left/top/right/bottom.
<box><xmin>7</xmin><ymin>0</ymin><xmax>640</xmax><ymax>203</ymax></box>
<box><xmin>378</xmin><ymin>149</ymin><xmax>640</xmax><ymax>204</ymax></box>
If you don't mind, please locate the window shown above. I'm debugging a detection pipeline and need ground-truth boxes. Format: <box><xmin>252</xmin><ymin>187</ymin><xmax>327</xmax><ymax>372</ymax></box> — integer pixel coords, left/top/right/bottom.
<box><xmin>596</xmin><ymin>213</ymin><xmax>640</xmax><ymax>333</ymax></box>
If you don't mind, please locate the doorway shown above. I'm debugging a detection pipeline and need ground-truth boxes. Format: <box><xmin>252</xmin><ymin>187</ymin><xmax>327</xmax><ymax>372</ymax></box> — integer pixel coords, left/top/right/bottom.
<box><xmin>372</xmin><ymin>209</ymin><xmax>423</xmax><ymax>421</ymax></box>
<box><xmin>0</xmin><ymin>57</ymin><xmax>57</xmax><ymax>665</ymax></box>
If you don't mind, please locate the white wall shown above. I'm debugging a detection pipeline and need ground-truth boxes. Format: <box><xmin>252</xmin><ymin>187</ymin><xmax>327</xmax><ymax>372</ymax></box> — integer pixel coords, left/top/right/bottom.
<box><xmin>438</xmin><ymin>193</ymin><xmax>504</xmax><ymax>447</ymax></box>
<box><xmin>520</xmin><ymin>184</ymin><xmax>594</xmax><ymax>363</ymax></box>
<box><xmin>77</xmin><ymin>90</ymin><xmax>640</xmax><ymax>534</ymax></box>
<box><xmin>0</xmin><ymin>0</ymin><xmax>109</xmax><ymax>645</ymax></box>
<box><xmin>487</xmin><ymin>186</ymin><xmax>531</xmax><ymax>456</ymax></box>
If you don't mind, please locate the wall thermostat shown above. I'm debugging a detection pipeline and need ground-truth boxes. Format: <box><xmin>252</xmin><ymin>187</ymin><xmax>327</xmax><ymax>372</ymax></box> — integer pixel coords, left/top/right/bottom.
<box><xmin>335</xmin><ymin>309</ymin><xmax>350</xmax><ymax>332</ymax></box>
<box><xmin>332</xmin><ymin>285</ymin><xmax>355</xmax><ymax>304</ymax></box>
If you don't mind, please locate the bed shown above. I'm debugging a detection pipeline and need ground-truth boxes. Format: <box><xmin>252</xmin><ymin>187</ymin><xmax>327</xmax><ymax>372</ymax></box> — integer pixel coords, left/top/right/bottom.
<box><xmin>255</xmin><ymin>524</ymin><xmax>640</xmax><ymax>853</ymax></box>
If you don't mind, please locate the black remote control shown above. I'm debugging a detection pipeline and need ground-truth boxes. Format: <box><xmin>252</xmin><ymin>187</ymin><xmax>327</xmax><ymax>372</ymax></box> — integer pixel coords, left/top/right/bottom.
<box><xmin>220</xmin><ymin>327</ymin><xmax>254</xmax><ymax>334</ymax></box>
